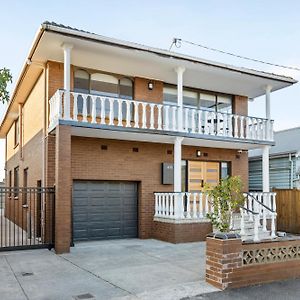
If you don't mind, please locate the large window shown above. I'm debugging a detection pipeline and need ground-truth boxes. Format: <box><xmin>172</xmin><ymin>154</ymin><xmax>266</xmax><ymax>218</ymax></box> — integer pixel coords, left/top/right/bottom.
<box><xmin>74</xmin><ymin>70</ymin><xmax>133</xmax><ymax>117</ymax></box>
<box><xmin>163</xmin><ymin>85</ymin><xmax>232</xmax><ymax>114</ymax></box>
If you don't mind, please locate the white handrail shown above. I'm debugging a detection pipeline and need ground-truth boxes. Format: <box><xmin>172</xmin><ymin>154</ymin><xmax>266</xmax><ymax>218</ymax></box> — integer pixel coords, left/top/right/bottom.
<box><xmin>49</xmin><ymin>90</ymin><xmax>274</xmax><ymax>142</ymax></box>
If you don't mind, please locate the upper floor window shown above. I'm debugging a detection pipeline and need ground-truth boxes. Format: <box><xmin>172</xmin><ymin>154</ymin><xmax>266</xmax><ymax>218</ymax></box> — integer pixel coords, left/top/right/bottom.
<box><xmin>163</xmin><ymin>85</ymin><xmax>232</xmax><ymax>114</ymax></box>
<box><xmin>74</xmin><ymin>70</ymin><xmax>133</xmax><ymax>117</ymax></box>
<box><xmin>14</xmin><ymin>118</ymin><xmax>19</xmax><ymax>147</ymax></box>
<box><xmin>74</xmin><ymin>70</ymin><xmax>133</xmax><ymax>99</ymax></box>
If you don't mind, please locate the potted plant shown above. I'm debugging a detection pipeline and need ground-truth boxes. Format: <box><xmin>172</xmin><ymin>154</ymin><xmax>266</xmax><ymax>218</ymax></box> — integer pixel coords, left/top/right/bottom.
<box><xmin>205</xmin><ymin>176</ymin><xmax>245</xmax><ymax>234</ymax></box>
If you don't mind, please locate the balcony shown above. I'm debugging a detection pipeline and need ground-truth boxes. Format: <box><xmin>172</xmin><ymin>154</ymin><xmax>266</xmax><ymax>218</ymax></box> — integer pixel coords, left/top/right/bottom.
<box><xmin>49</xmin><ymin>90</ymin><xmax>274</xmax><ymax>145</ymax></box>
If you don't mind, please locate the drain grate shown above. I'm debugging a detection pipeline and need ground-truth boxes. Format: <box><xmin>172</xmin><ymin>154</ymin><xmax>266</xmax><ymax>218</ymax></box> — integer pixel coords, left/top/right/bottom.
<box><xmin>21</xmin><ymin>272</ymin><xmax>34</xmax><ymax>277</ymax></box>
<box><xmin>73</xmin><ymin>293</ymin><xmax>95</xmax><ymax>300</ymax></box>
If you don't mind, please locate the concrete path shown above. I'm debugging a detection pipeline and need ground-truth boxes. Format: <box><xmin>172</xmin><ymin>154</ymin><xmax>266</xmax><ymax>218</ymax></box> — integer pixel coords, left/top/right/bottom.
<box><xmin>0</xmin><ymin>239</ymin><xmax>218</xmax><ymax>300</ymax></box>
<box><xmin>188</xmin><ymin>278</ymin><xmax>300</xmax><ymax>300</ymax></box>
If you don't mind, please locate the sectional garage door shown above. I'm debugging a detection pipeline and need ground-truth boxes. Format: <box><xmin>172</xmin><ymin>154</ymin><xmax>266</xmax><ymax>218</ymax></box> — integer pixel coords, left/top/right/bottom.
<box><xmin>73</xmin><ymin>181</ymin><xmax>138</xmax><ymax>242</ymax></box>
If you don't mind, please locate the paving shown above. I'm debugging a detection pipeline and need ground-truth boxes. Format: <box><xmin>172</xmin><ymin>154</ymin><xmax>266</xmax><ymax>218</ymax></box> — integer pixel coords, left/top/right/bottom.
<box><xmin>187</xmin><ymin>278</ymin><xmax>300</xmax><ymax>300</ymax></box>
<box><xmin>0</xmin><ymin>239</ymin><xmax>218</xmax><ymax>300</ymax></box>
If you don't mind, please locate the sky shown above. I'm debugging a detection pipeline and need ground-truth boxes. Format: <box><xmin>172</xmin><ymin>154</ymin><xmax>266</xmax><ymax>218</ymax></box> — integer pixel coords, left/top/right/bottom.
<box><xmin>0</xmin><ymin>0</ymin><xmax>299</xmax><ymax>181</ymax></box>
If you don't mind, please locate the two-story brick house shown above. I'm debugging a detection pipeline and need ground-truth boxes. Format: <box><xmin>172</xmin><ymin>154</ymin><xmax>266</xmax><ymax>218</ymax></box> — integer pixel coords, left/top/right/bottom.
<box><xmin>0</xmin><ymin>22</ymin><xmax>296</xmax><ymax>253</ymax></box>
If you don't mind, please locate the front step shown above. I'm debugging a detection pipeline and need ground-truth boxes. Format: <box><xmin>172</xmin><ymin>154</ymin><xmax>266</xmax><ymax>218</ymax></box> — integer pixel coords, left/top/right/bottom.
<box><xmin>231</xmin><ymin>213</ymin><xmax>275</xmax><ymax>242</ymax></box>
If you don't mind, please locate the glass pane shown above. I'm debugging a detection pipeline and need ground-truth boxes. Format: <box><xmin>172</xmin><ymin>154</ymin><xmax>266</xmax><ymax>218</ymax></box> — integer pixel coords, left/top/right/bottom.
<box><xmin>221</xmin><ymin>162</ymin><xmax>230</xmax><ymax>179</ymax></box>
<box><xmin>91</xmin><ymin>73</ymin><xmax>118</xmax><ymax>97</ymax></box>
<box><xmin>74</xmin><ymin>70</ymin><xmax>89</xmax><ymax>91</ymax></box>
<box><xmin>181</xmin><ymin>160</ymin><xmax>187</xmax><ymax>192</ymax></box>
<box><xmin>120</xmin><ymin>78</ymin><xmax>133</xmax><ymax>99</ymax></box>
<box><xmin>217</xmin><ymin>95</ymin><xmax>232</xmax><ymax>114</ymax></box>
<box><xmin>163</xmin><ymin>87</ymin><xmax>177</xmax><ymax>104</ymax></box>
<box><xmin>183</xmin><ymin>90</ymin><xmax>198</xmax><ymax>107</ymax></box>
<box><xmin>199</xmin><ymin>93</ymin><xmax>216</xmax><ymax>111</ymax></box>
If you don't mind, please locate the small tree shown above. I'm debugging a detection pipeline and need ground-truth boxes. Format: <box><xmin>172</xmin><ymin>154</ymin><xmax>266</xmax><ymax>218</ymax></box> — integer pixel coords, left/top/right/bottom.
<box><xmin>0</xmin><ymin>68</ymin><xmax>12</xmax><ymax>104</ymax></box>
<box><xmin>205</xmin><ymin>176</ymin><xmax>245</xmax><ymax>233</ymax></box>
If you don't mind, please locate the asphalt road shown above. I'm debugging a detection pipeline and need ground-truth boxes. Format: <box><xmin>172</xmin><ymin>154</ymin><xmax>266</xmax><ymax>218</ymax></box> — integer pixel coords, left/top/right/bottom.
<box><xmin>185</xmin><ymin>278</ymin><xmax>300</xmax><ymax>300</ymax></box>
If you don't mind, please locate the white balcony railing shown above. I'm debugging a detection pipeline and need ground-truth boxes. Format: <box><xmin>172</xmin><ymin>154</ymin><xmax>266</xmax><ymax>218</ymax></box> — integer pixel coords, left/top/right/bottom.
<box><xmin>154</xmin><ymin>192</ymin><xmax>277</xmax><ymax>242</ymax></box>
<box><xmin>49</xmin><ymin>90</ymin><xmax>274</xmax><ymax>142</ymax></box>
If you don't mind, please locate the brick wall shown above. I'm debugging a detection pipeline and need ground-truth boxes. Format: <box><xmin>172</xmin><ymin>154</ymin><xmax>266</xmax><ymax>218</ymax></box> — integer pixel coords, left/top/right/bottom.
<box><xmin>153</xmin><ymin>221</ymin><xmax>212</xmax><ymax>243</ymax></box>
<box><xmin>71</xmin><ymin>136</ymin><xmax>249</xmax><ymax>240</ymax></box>
<box><xmin>206</xmin><ymin>237</ymin><xmax>300</xmax><ymax>290</ymax></box>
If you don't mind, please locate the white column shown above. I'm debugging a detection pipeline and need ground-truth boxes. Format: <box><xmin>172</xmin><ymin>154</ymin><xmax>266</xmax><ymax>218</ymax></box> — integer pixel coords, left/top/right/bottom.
<box><xmin>262</xmin><ymin>145</ymin><xmax>270</xmax><ymax>192</ymax></box>
<box><xmin>265</xmin><ymin>85</ymin><xmax>272</xmax><ymax>120</ymax></box>
<box><xmin>62</xmin><ymin>43</ymin><xmax>73</xmax><ymax>120</ymax></box>
<box><xmin>174</xmin><ymin>137</ymin><xmax>184</xmax><ymax>192</ymax></box>
<box><xmin>175</xmin><ymin>67</ymin><xmax>185</xmax><ymax>131</ymax></box>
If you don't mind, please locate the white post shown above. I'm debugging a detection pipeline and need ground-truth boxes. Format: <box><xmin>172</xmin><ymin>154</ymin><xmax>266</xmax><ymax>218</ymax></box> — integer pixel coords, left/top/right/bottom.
<box><xmin>62</xmin><ymin>43</ymin><xmax>73</xmax><ymax>120</ymax></box>
<box><xmin>262</xmin><ymin>145</ymin><xmax>270</xmax><ymax>193</ymax></box>
<box><xmin>174</xmin><ymin>136</ymin><xmax>183</xmax><ymax>192</ymax></box>
<box><xmin>175</xmin><ymin>67</ymin><xmax>185</xmax><ymax>132</ymax></box>
<box><xmin>265</xmin><ymin>85</ymin><xmax>272</xmax><ymax>120</ymax></box>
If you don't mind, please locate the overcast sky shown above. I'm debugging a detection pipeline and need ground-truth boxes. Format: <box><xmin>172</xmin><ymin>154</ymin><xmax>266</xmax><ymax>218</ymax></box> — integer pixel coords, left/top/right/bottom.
<box><xmin>0</xmin><ymin>1</ymin><xmax>299</xmax><ymax>181</ymax></box>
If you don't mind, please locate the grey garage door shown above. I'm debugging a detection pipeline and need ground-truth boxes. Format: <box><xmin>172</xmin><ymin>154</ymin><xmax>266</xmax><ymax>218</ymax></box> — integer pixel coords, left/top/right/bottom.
<box><xmin>73</xmin><ymin>181</ymin><xmax>138</xmax><ymax>242</ymax></box>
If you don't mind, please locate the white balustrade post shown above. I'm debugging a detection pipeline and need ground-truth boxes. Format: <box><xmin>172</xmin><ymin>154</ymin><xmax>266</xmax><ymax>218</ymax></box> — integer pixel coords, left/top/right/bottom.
<box><xmin>240</xmin><ymin>116</ymin><xmax>245</xmax><ymax>138</ymax></box>
<box><xmin>126</xmin><ymin>100</ymin><xmax>131</xmax><ymax>127</ymax></box>
<box><xmin>162</xmin><ymin>194</ymin><xmax>166</xmax><ymax>217</ymax></box>
<box><xmin>234</xmin><ymin>115</ymin><xmax>239</xmax><ymax>138</ymax></box>
<box><xmin>82</xmin><ymin>95</ymin><xmax>88</xmax><ymax>122</ymax></box>
<box><xmin>193</xmin><ymin>193</ymin><xmax>198</xmax><ymax>218</ymax></box>
<box><xmin>100</xmin><ymin>97</ymin><xmax>105</xmax><ymax>124</ymax></box>
<box><xmin>175</xmin><ymin>66</ymin><xmax>185</xmax><ymax>132</ymax></box>
<box><xmin>109</xmin><ymin>98</ymin><xmax>114</xmax><ymax>125</ymax></box>
<box><xmin>154</xmin><ymin>194</ymin><xmax>159</xmax><ymax>217</ymax></box>
<box><xmin>262</xmin><ymin>193</ymin><xmax>267</xmax><ymax>232</ymax></box>
<box><xmin>157</xmin><ymin>104</ymin><xmax>162</xmax><ymax>130</ymax></box>
<box><xmin>253</xmin><ymin>213</ymin><xmax>260</xmax><ymax>242</ymax></box>
<box><xmin>180</xmin><ymin>193</ymin><xmax>185</xmax><ymax>218</ymax></box>
<box><xmin>228</xmin><ymin>114</ymin><xmax>233</xmax><ymax>137</ymax></box>
<box><xmin>262</xmin><ymin>145</ymin><xmax>270</xmax><ymax>193</ymax></box>
<box><xmin>91</xmin><ymin>96</ymin><xmax>97</xmax><ymax>124</ymax></box>
<box><xmin>186</xmin><ymin>193</ymin><xmax>191</xmax><ymax>218</ymax></box>
<box><xmin>117</xmin><ymin>99</ymin><xmax>123</xmax><ymax>126</ymax></box>
<box><xmin>164</xmin><ymin>106</ymin><xmax>170</xmax><ymax>130</ymax></box>
<box><xmin>62</xmin><ymin>43</ymin><xmax>73</xmax><ymax>120</ymax></box>
<box><xmin>142</xmin><ymin>103</ymin><xmax>147</xmax><ymax>129</ymax></box>
<box><xmin>169</xmin><ymin>194</ymin><xmax>174</xmax><ymax>217</ymax></box>
<box><xmin>184</xmin><ymin>108</ymin><xmax>189</xmax><ymax>132</ymax></box>
<box><xmin>203</xmin><ymin>111</ymin><xmax>209</xmax><ymax>135</ymax></box>
<box><xmin>149</xmin><ymin>103</ymin><xmax>155</xmax><ymax>129</ymax></box>
<box><xmin>191</xmin><ymin>109</ymin><xmax>196</xmax><ymax>133</ymax></box>
<box><xmin>198</xmin><ymin>111</ymin><xmax>202</xmax><ymax>133</ymax></box>
<box><xmin>240</xmin><ymin>208</ymin><xmax>245</xmax><ymax>236</ymax></box>
<box><xmin>174</xmin><ymin>137</ymin><xmax>183</xmax><ymax>192</ymax></box>
<box><xmin>73</xmin><ymin>93</ymin><xmax>78</xmax><ymax>121</ymax></box>
<box><xmin>134</xmin><ymin>102</ymin><xmax>139</xmax><ymax>128</ymax></box>
<box><xmin>199</xmin><ymin>193</ymin><xmax>203</xmax><ymax>218</ymax></box>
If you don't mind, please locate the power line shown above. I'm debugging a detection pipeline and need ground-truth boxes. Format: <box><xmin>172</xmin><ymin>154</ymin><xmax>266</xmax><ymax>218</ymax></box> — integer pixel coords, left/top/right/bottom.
<box><xmin>169</xmin><ymin>38</ymin><xmax>300</xmax><ymax>71</ymax></box>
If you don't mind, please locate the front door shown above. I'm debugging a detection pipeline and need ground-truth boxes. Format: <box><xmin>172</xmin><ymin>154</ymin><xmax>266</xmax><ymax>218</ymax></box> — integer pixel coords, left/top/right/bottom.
<box><xmin>187</xmin><ymin>161</ymin><xmax>220</xmax><ymax>192</ymax></box>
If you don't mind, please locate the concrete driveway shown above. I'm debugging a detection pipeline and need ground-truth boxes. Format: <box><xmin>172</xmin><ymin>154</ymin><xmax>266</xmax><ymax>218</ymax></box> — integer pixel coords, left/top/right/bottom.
<box><xmin>0</xmin><ymin>239</ymin><xmax>218</xmax><ymax>300</ymax></box>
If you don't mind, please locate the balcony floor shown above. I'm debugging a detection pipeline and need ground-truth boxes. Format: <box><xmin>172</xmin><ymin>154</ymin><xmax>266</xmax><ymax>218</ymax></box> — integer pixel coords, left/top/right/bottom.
<box><xmin>50</xmin><ymin>119</ymin><xmax>274</xmax><ymax>150</ymax></box>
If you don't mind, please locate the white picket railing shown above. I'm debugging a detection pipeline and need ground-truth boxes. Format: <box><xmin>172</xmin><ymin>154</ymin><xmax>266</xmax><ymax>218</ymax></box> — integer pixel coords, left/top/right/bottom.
<box><xmin>154</xmin><ymin>192</ymin><xmax>213</xmax><ymax>221</ymax></box>
<box><xmin>49</xmin><ymin>90</ymin><xmax>274</xmax><ymax>142</ymax></box>
<box><xmin>242</xmin><ymin>192</ymin><xmax>277</xmax><ymax>241</ymax></box>
<box><xmin>154</xmin><ymin>191</ymin><xmax>277</xmax><ymax>242</ymax></box>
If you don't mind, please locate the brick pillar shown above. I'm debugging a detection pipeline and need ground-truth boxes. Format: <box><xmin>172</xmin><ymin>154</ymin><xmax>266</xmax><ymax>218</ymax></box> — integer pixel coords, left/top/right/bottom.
<box><xmin>55</xmin><ymin>125</ymin><xmax>72</xmax><ymax>254</ymax></box>
<box><xmin>206</xmin><ymin>236</ymin><xmax>242</xmax><ymax>290</ymax></box>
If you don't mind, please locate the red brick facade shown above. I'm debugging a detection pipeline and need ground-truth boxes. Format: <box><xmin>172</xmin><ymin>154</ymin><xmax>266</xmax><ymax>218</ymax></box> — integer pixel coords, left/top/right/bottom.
<box><xmin>206</xmin><ymin>237</ymin><xmax>300</xmax><ymax>289</ymax></box>
<box><xmin>5</xmin><ymin>60</ymin><xmax>250</xmax><ymax>253</ymax></box>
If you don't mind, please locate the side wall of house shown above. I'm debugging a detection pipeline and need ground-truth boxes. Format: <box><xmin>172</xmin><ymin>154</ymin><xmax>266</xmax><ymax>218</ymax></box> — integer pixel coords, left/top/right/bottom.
<box><xmin>6</xmin><ymin>72</ymin><xmax>45</xmax><ymax>187</ymax></box>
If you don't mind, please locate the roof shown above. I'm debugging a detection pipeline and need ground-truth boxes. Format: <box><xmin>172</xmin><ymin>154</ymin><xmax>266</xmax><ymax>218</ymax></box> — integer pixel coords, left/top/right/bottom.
<box><xmin>0</xmin><ymin>21</ymin><xmax>298</xmax><ymax>138</ymax></box>
<box><xmin>42</xmin><ymin>21</ymin><xmax>296</xmax><ymax>84</ymax></box>
<box><xmin>249</xmin><ymin>127</ymin><xmax>300</xmax><ymax>158</ymax></box>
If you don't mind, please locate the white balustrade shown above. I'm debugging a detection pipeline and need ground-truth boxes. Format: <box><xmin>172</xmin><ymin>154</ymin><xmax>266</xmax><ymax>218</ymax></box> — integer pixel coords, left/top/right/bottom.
<box><xmin>48</xmin><ymin>90</ymin><xmax>274</xmax><ymax>142</ymax></box>
<box><xmin>154</xmin><ymin>192</ymin><xmax>212</xmax><ymax>221</ymax></box>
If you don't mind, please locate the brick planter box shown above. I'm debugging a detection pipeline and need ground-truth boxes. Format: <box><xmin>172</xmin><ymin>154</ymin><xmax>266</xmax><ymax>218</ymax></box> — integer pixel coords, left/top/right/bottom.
<box><xmin>206</xmin><ymin>235</ymin><xmax>300</xmax><ymax>290</ymax></box>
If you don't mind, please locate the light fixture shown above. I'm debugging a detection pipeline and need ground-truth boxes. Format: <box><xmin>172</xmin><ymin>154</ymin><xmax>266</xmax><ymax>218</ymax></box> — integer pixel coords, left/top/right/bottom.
<box><xmin>196</xmin><ymin>150</ymin><xmax>201</xmax><ymax>157</ymax></box>
<box><xmin>148</xmin><ymin>81</ymin><xmax>154</xmax><ymax>90</ymax></box>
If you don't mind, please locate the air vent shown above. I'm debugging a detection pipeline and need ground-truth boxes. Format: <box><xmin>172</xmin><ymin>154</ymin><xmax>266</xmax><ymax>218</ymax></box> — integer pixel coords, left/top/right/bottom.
<box><xmin>167</xmin><ymin>150</ymin><xmax>172</xmax><ymax>155</ymax></box>
<box><xmin>101</xmin><ymin>145</ymin><xmax>108</xmax><ymax>150</ymax></box>
<box><xmin>21</xmin><ymin>272</ymin><xmax>34</xmax><ymax>277</ymax></box>
<box><xmin>133</xmin><ymin>147</ymin><xmax>139</xmax><ymax>152</ymax></box>
<box><xmin>73</xmin><ymin>293</ymin><xmax>95</xmax><ymax>300</ymax></box>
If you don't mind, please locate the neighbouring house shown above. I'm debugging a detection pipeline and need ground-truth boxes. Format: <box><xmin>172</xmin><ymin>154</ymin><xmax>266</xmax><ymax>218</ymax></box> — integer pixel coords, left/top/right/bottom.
<box><xmin>249</xmin><ymin>127</ymin><xmax>300</xmax><ymax>190</ymax></box>
<box><xmin>0</xmin><ymin>22</ymin><xmax>297</xmax><ymax>253</ymax></box>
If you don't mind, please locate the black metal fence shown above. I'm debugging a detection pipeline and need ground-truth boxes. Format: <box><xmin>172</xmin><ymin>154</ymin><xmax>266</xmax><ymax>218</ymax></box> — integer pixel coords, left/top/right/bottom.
<box><xmin>0</xmin><ymin>187</ymin><xmax>55</xmax><ymax>251</ymax></box>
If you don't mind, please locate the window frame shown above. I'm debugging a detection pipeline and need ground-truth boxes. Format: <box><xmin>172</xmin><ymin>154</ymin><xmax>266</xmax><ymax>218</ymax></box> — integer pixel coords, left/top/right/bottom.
<box><xmin>14</xmin><ymin>118</ymin><xmax>20</xmax><ymax>147</ymax></box>
<box><xmin>73</xmin><ymin>68</ymin><xmax>134</xmax><ymax>101</ymax></box>
<box><xmin>13</xmin><ymin>166</ymin><xmax>19</xmax><ymax>199</ymax></box>
<box><xmin>163</xmin><ymin>84</ymin><xmax>233</xmax><ymax>114</ymax></box>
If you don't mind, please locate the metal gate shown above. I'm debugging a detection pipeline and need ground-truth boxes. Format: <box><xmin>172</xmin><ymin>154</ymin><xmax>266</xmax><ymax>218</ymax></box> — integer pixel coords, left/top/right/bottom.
<box><xmin>0</xmin><ymin>187</ymin><xmax>55</xmax><ymax>251</ymax></box>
